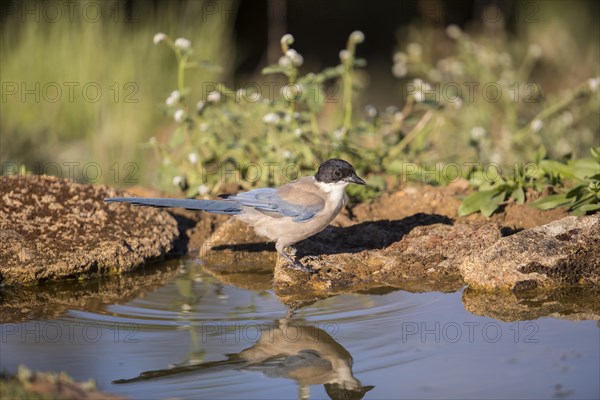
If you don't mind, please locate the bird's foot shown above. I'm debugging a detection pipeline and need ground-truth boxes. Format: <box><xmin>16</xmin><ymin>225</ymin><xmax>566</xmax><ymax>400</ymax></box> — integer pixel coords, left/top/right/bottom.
<box><xmin>280</xmin><ymin>249</ymin><xmax>314</xmax><ymax>273</ymax></box>
<box><xmin>287</xmin><ymin>260</ymin><xmax>314</xmax><ymax>273</ymax></box>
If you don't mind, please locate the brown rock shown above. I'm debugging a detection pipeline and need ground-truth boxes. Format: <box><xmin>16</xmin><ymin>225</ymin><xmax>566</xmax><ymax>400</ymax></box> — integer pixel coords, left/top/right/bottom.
<box><xmin>462</xmin><ymin>286</ymin><xmax>600</xmax><ymax>321</ymax></box>
<box><xmin>0</xmin><ymin>261</ymin><xmax>181</xmax><ymax>322</ymax></box>
<box><xmin>497</xmin><ymin>202</ymin><xmax>569</xmax><ymax>230</ymax></box>
<box><xmin>351</xmin><ymin>182</ymin><xmax>467</xmax><ymax>222</ymax></box>
<box><xmin>199</xmin><ymin>219</ymin><xmax>276</xmax><ymax>290</ymax></box>
<box><xmin>1</xmin><ymin>365</ymin><xmax>126</xmax><ymax>400</ymax></box>
<box><xmin>274</xmin><ymin>214</ymin><xmax>502</xmax><ymax>305</ymax></box>
<box><xmin>0</xmin><ymin>175</ymin><xmax>178</xmax><ymax>285</ymax></box>
<box><xmin>459</xmin><ymin>215</ymin><xmax>600</xmax><ymax>291</ymax></box>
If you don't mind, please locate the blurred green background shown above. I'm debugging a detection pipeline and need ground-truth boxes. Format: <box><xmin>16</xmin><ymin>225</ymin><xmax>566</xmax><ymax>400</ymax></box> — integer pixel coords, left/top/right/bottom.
<box><xmin>1</xmin><ymin>0</ymin><xmax>598</xmax><ymax>196</ymax></box>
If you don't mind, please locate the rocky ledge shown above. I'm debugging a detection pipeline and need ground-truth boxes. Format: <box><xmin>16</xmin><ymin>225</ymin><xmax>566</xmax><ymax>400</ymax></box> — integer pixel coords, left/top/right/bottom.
<box><xmin>273</xmin><ymin>215</ymin><xmax>498</xmax><ymax>305</ymax></box>
<box><xmin>2</xmin><ymin>176</ymin><xmax>597</xmax><ymax>315</ymax></box>
<box><xmin>273</xmin><ymin>214</ymin><xmax>598</xmax><ymax>306</ymax></box>
<box><xmin>0</xmin><ymin>175</ymin><xmax>178</xmax><ymax>285</ymax></box>
<box><xmin>459</xmin><ymin>214</ymin><xmax>600</xmax><ymax>291</ymax></box>
<box><xmin>197</xmin><ymin>182</ymin><xmax>596</xmax><ymax>307</ymax></box>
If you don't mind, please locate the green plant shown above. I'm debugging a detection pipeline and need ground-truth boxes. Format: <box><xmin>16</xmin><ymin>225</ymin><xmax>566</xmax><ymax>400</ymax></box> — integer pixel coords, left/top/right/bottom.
<box><xmin>530</xmin><ymin>147</ymin><xmax>600</xmax><ymax>215</ymax></box>
<box><xmin>458</xmin><ymin>157</ymin><xmax>546</xmax><ymax>217</ymax></box>
<box><xmin>459</xmin><ymin>147</ymin><xmax>600</xmax><ymax>217</ymax></box>
<box><xmin>151</xmin><ymin>31</ymin><xmax>373</xmax><ymax>198</ymax></box>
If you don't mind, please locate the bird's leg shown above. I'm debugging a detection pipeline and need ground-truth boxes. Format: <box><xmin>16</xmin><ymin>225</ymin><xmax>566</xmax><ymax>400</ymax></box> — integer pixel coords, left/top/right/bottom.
<box><xmin>277</xmin><ymin>244</ymin><xmax>312</xmax><ymax>272</ymax></box>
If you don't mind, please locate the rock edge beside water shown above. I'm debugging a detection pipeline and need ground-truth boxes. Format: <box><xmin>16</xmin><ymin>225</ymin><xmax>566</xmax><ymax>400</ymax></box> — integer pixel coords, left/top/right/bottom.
<box><xmin>0</xmin><ymin>175</ymin><xmax>178</xmax><ymax>285</ymax></box>
<box><xmin>459</xmin><ymin>214</ymin><xmax>600</xmax><ymax>291</ymax></box>
<box><xmin>1</xmin><ymin>176</ymin><xmax>597</xmax><ymax>308</ymax></box>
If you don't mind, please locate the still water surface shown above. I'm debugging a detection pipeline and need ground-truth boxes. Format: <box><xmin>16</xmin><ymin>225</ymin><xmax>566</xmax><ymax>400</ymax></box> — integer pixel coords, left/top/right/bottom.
<box><xmin>1</xmin><ymin>258</ymin><xmax>598</xmax><ymax>399</ymax></box>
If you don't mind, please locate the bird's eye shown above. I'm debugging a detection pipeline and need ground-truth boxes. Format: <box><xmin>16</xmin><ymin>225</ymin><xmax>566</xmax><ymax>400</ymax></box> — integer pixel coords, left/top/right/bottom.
<box><xmin>334</xmin><ymin>170</ymin><xmax>342</xmax><ymax>178</ymax></box>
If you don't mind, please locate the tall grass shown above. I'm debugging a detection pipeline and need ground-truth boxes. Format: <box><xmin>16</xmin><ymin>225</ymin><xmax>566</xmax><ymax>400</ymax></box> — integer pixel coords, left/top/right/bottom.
<box><xmin>1</xmin><ymin>0</ymin><xmax>233</xmax><ymax>184</ymax></box>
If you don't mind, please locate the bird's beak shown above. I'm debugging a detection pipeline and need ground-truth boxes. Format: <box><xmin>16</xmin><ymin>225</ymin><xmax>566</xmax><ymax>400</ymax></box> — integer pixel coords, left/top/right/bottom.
<box><xmin>346</xmin><ymin>173</ymin><xmax>366</xmax><ymax>185</ymax></box>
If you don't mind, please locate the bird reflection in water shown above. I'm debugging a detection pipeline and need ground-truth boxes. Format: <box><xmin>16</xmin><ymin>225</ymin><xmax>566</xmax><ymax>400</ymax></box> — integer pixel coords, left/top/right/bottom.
<box><xmin>114</xmin><ymin>316</ymin><xmax>374</xmax><ymax>400</ymax></box>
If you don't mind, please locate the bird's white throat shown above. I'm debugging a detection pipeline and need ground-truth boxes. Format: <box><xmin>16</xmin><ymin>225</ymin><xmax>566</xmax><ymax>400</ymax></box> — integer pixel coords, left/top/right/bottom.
<box><xmin>315</xmin><ymin>179</ymin><xmax>348</xmax><ymax>204</ymax></box>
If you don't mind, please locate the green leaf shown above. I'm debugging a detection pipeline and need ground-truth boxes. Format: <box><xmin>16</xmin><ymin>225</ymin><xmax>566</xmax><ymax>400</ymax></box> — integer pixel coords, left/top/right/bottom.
<box><xmin>535</xmin><ymin>146</ymin><xmax>547</xmax><ymax>163</ymax></box>
<box><xmin>590</xmin><ymin>147</ymin><xmax>600</xmax><ymax>160</ymax></box>
<box><xmin>539</xmin><ymin>160</ymin><xmax>573</xmax><ymax>179</ymax></box>
<box><xmin>569</xmin><ymin>193</ymin><xmax>596</xmax><ymax>209</ymax></box>
<box><xmin>480</xmin><ymin>191</ymin><xmax>506</xmax><ymax>217</ymax></box>
<box><xmin>573</xmin><ymin>203</ymin><xmax>600</xmax><ymax>215</ymax></box>
<box><xmin>469</xmin><ymin>170</ymin><xmax>487</xmax><ymax>187</ymax></box>
<box><xmin>511</xmin><ymin>186</ymin><xmax>525</xmax><ymax>205</ymax></box>
<box><xmin>530</xmin><ymin>193</ymin><xmax>572</xmax><ymax>210</ymax></box>
<box><xmin>570</xmin><ymin>158</ymin><xmax>600</xmax><ymax>181</ymax></box>
<box><xmin>458</xmin><ymin>189</ymin><xmax>499</xmax><ymax>216</ymax></box>
<box><xmin>566</xmin><ymin>184</ymin><xmax>586</xmax><ymax>198</ymax></box>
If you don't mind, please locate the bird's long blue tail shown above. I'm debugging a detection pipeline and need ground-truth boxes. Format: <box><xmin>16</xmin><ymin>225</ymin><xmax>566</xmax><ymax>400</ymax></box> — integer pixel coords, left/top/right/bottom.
<box><xmin>104</xmin><ymin>197</ymin><xmax>242</xmax><ymax>214</ymax></box>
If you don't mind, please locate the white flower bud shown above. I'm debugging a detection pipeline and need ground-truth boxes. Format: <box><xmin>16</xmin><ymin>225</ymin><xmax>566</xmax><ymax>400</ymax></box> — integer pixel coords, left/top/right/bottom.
<box><xmin>165</xmin><ymin>90</ymin><xmax>181</xmax><ymax>106</ymax></box>
<box><xmin>339</xmin><ymin>49</ymin><xmax>351</xmax><ymax>62</ymax></box>
<box><xmin>197</xmin><ymin>184</ymin><xmax>210</xmax><ymax>195</ymax></box>
<box><xmin>588</xmin><ymin>77</ymin><xmax>600</xmax><ymax>92</ymax></box>
<box><xmin>278</xmin><ymin>55</ymin><xmax>292</xmax><ymax>68</ymax></box>
<box><xmin>153</xmin><ymin>33</ymin><xmax>167</xmax><ymax>44</ymax></box>
<box><xmin>285</xmin><ymin>49</ymin><xmax>303</xmax><ymax>67</ymax></box>
<box><xmin>207</xmin><ymin>91</ymin><xmax>221</xmax><ymax>103</ymax></box>
<box><xmin>280</xmin><ymin>34</ymin><xmax>295</xmax><ymax>46</ymax></box>
<box><xmin>174</xmin><ymin>109</ymin><xmax>186</xmax><ymax>123</ymax></box>
<box><xmin>187</xmin><ymin>152</ymin><xmax>198</xmax><ymax>164</ymax></box>
<box><xmin>174</xmin><ymin>37</ymin><xmax>191</xmax><ymax>50</ymax></box>
<box><xmin>530</xmin><ymin>119</ymin><xmax>543</xmax><ymax>132</ymax></box>
<box><xmin>263</xmin><ymin>113</ymin><xmax>280</xmax><ymax>125</ymax></box>
<box><xmin>172</xmin><ymin>176</ymin><xmax>184</xmax><ymax>186</ymax></box>
<box><xmin>350</xmin><ymin>30</ymin><xmax>365</xmax><ymax>43</ymax></box>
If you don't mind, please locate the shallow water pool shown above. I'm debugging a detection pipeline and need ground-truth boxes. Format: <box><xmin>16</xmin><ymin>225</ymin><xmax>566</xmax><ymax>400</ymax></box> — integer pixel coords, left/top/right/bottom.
<box><xmin>1</xmin><ymin>258</ymin><xmax>598</xmax><ymax>399</ymax></box>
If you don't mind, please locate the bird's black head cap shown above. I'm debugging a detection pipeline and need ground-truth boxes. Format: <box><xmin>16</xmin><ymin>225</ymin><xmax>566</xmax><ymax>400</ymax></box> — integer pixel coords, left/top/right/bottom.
<box><xmin>315</xmin><ymin>159</ymin><xmax>366</xmax><ymax>185</ymax></box>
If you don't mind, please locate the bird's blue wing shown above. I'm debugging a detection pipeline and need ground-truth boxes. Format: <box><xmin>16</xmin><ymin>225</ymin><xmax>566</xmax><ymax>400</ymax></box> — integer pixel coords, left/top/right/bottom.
<box><xmin>226</xmin><ymin>188</ymin><xmax>323</xmax><ymax>222</ymax></box>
